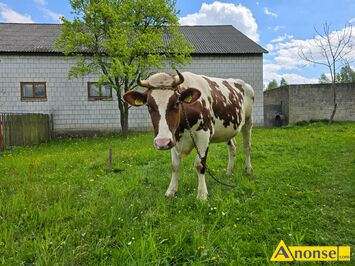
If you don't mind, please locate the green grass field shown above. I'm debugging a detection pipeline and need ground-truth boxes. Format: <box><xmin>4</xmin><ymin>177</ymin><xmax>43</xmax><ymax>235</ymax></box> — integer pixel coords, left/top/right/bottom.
<box><xmin>0</xmin><ymin>122</ymin><xmax>354</xmax><ymax>265</ymax></box>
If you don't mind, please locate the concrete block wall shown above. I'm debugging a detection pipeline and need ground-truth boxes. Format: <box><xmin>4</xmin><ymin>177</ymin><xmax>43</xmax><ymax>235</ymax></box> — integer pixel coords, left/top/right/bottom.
<box><xmin>288</xmin><ymin>83</ymin><xmax>355</xmax><ymax>123</ymax></box>
<box><xmin>264</xmin><ymin>83</ymin><xmax>355</xmax><ymax>126</ymax></box>
<box><xmin>263</xmin><ymin>86</ymin><xmax>289</xmax><ymax>126</ymax></box>
<box><xmin>0</xmin><ymin>54</ymin><xmax>264</xmax><ymax>135</ymax></box>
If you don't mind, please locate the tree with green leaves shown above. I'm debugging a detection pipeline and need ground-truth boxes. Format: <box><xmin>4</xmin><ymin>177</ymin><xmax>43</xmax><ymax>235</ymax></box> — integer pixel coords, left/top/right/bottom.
<box><xmin>56</xmin><ymin>0</ymin><xmax>193</xmax><ymax>137</ymax></box>
<box><xmin>266</xmin><ymin>79</ymin><xmax>278</xmax><ymax>90</ymax></box>
<box><xmin>336</xmin><ymin>65</ymin><xmax>355</xmax><ymax>83</ymax></box>
<box><xmin>319</xmin><ymin>73</ymin><xmax>331</xmax><ymax>83</ymax></box>
<box><xmin>280</xmin><ymin>77</ymin><xmax>288</xmax><ymax>86</ymax></box>
<box><xmin>319</xmin><ymin>65</ymin><xmax>355</xmax><ymax>84</ymax></box>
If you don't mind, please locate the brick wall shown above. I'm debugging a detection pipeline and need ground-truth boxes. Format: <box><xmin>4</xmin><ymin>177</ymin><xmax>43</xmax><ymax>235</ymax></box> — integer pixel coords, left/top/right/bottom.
<box><xmin>0</xmin><ymin>54</ymin><xmax>263</xmax><ymax>134</ymax></box>
<box><xmin>264</xmin><ymin>83</ymin><xmax>355</xmax><ymax>126</ymax></box>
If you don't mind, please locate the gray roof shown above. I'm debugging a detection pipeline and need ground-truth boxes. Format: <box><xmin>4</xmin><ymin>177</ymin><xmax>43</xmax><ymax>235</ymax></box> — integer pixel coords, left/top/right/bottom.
<box><xmin>178</xmin><ymin>25</ymin><xmax>267</xmax><ymax>54</ymax></box>
<box><xmin>0</xmin><ymin>23</ymin><xmax>267</xmax><ymax>55</ymax></box>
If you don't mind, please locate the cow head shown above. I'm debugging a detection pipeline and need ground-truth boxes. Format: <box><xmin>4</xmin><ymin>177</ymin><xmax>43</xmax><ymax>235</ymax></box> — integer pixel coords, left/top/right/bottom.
<box><xmin>123</xmin><ymin>71</ymin><xmax>201</xmax><ymax>150</ymax></box>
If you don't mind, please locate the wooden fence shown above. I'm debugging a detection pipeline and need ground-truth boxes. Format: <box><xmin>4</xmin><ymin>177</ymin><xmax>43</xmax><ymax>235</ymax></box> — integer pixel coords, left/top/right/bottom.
<box><xmin>0</xmin><ymin>113</ymin><xmax>53</xmax><ymax>149</ymax></box>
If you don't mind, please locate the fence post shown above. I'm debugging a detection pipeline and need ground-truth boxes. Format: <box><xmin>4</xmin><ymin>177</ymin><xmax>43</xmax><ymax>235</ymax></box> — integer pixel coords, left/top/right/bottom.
<box><xmin>108</xmin><ymin>148</ymin><xmax>113</xmax><ymax>172</ymax></box>
<box><xmin>50</xmin><ymin>113</ymin><xmax>54</xmax><ymax>139</ymax></box>
<box><xmin>4</xmin><ymin>114</ymin><xmax>10</xmax><ymax>147</ymax></box>
<box><xmin>0</xmin><ymin>114</ymin><xmax>3</xmax><ymax>151</ymax></box>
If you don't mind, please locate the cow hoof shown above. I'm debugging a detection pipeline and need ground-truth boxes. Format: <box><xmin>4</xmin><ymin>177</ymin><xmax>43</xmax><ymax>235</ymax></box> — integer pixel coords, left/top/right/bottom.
<box><xmin>165</xmin><ymin>190</ymin><xmax>177</xmax><ymax>198</ymax></box>
<box><xmin>226</xmin><ymin>170</ymin><xmax>233</xmax><ymax>176</ymax></box>
<box><xmin>245</xmin><ymin>166</ymin><xmax>253</xmax><ymax>174</ymax></box>
<box><xmin>197</xmin><ymin>192</ymin><xmax>208</xmax><ymax>201</ymax></box>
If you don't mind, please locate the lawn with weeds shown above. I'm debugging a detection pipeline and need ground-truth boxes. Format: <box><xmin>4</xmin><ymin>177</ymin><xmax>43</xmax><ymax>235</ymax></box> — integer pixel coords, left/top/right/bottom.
<box><xmin>0</xmin><ymin>122</ymin><xmax>354</xmax><ymax>265</ymax></box>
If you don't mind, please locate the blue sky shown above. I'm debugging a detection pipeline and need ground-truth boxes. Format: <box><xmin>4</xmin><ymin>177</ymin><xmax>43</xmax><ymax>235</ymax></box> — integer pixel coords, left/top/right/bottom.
<box><xmin>0</xmin><ymin>0</ymin><xmax>354</xmax><ymax>85</ymax></box>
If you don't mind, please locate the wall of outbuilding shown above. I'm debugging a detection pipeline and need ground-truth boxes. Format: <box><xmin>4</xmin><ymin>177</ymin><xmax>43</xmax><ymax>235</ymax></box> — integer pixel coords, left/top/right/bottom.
<box><xmin>264</xmin><ymin>83</ymin><xmax>355</xmax><ymax>126</ymax></box>
<box><xmin>0</xmin><ymin>54</ymin><xmax>263</xmax><ymax>135</ymax></box>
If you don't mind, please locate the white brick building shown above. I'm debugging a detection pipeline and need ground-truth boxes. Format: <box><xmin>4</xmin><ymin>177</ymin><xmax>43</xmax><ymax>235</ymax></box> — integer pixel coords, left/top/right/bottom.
<box><xmin>0</xmin><ymin>23</ymin><xmax>267</xmax><ymax>135</ymax></box>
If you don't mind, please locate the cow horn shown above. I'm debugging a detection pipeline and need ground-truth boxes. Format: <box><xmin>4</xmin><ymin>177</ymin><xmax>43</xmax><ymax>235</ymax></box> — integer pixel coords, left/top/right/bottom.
<box><xmin>137</xmin><ymin>74</ymin><xmax>153</xmax><ymax>89</ymax></box>
<box><xmin>172</xmin><ymin>70</ymin><xmax>184</xmax><ymax>87</ymax></box>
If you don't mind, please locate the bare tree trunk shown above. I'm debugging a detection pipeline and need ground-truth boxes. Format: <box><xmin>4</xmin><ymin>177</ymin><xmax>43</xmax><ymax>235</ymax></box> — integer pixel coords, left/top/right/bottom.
<box><xmin>122</xmin><ymin>102</ymin><xmax>129</xmax><ymax>137</ymax></box>
<box><xmin>329</xmin><ymin>83</ymin><xmax>337</xmax><ymax>124</ymax></box>
<box><xmin>114</xmin><ymin>79</ymin><xmax>130</xmax><ymax>138</ymax></box>
<box><xmin>118</xmin><ymin>96</ymin><xmax>129</xmax><ymax>138</ymax></box>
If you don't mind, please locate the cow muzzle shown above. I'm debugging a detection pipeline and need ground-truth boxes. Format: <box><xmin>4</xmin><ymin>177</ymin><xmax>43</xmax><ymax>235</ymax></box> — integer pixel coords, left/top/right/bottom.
<box><xmin>154</xmin><ymin>137</ymin><xmax>175</xmax><ymax>150</ymax></box>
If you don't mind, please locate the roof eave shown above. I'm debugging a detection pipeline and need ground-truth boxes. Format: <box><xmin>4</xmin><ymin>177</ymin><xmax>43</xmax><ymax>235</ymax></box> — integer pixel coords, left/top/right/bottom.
<box><xmin>0</xmin><ymin>51</ymin><xmax>266</xmax><ymax>56</ymax></box>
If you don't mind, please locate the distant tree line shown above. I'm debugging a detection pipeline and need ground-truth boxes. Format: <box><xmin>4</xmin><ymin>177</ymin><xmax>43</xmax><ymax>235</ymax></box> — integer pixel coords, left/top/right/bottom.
<box><xmin>266</xmin><ymin>65</ymin><xmax>354</xmax><ymax>91</ymax></box>
<box><xmin>319</xmin><ymin>65</ymin><xmax>355</xmax><ymax>84</ymax></box>
<box><xmin>265</xmin><ymin>77</ymin><xmax>288</xmax><ymax>90</ymax></box>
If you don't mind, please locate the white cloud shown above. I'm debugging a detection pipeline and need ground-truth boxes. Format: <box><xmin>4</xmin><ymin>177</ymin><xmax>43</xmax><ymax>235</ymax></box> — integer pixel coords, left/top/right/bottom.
<box><xmin>264</xmin><ymin>7</ymin><xmax>278</xmax><ymax>18</ymax></box>
<box><xmin>265</xmin><ymin>43</ymin><xmax>274</xmax><ymax>52</ymax></box>
<box><xmin>41</xmin><ymin>8</ymin><xmax>63</xmax><ymax>23</ymax></box>
<box><xmin>273</xmin><ymin>25</ymin><xmax>285</xmax><ymax>31</ymax></box>
<box><xmin>34</xmin><ymin>0</ymin><xmax>46</xmax><ymax>6</ymax></box>
<box><xmin>324</xmin><ymin>73</ymin><xmax>332</xmax><ymax>80</ymax></box>
<box><xmin>264</xmin><ymin>25</ymin><xmax>355</xmax><ymax>84</ymax></box>
<box><xmin>279</xmin><ymin>74</ymin><xmax>318</xmax><ymax>84</ymax></box>
<box><xmin>179</xmin><ymin>1</ymin><xmax>259</xmax><ymax>42</ymax></box>
<box><xmin>263</xmin><ymin>65</ymin><xmax>318</xmax><ymax>85</ymax></box>
<box><xmin>263</xmin><ymin>63</ymin><xmax>282</xmax><ymax>75</ymax></box>
<box><xmin>0</xmin><ymin>2</ymin><xmax>33</xmax><ymax>23</ymax></box>
<box><xmin>276</xmin><ymin>27</ymin><xmax>355</xmax><ymax>68</ymax></box>
<box><xmin>349</xmin><ymin>18</ymin><xmax>355</xmax><ymax>23</ymax></box>
<box><xmin>271</xmin><ymin>34</ymin><xmax>293</xmax><ymax>43</ymax></box>
<box><xmin>33</xmin><ymin>0</ymin><xmax>63</xmax><ymax>23</ymax></box>
<box><xmin>268</xmin><ymin>25</ymin><xmax>285</xmax><ymax>31</ymax></box>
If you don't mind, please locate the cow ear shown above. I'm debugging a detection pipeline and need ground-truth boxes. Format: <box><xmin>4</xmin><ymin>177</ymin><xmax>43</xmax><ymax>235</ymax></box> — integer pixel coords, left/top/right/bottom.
<box><xmin>179</xmin><ymin>88</ymin><xmax>201</xmax><ymax>104</ymax></box>
<box><xmin>123</xmin><ymin>91</ymin><xmax>147</xmax><ymax>107</ymax></box>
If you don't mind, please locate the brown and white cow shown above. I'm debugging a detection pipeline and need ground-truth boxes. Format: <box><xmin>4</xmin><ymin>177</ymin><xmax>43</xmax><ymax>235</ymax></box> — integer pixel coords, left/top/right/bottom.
<box><xmin>123</xmin><ymin>71</ymin><xmax>254</xmax><ymax>200</ymax></box>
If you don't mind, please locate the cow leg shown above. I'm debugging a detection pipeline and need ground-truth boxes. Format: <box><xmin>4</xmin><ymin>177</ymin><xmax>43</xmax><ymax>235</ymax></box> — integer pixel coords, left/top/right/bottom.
<box><xmin>242</xmin><ymin>117</ymin><xmax>253</xmax><ymax>174</ymax></box>
<box><xmin>226</xmin><ymin>138</ymin><xmax>236</xmax><ymax>175</ymax></box>
<box><xmin>193</xmin><ymin>135</ymin><xmax>210</xmax><ymax>200</ymax></box>
<box><xmin>165</xmin><ymin>148</ymin><xmax>180</xmax><ymax>198</ymax></box>
<box><xmin>194</xmin><ymin>150</ymin><xmax>209</xmax><ymax>200</ymax></box>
